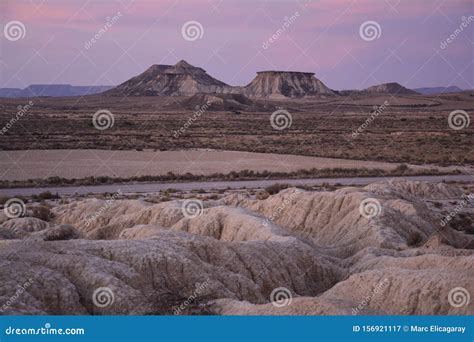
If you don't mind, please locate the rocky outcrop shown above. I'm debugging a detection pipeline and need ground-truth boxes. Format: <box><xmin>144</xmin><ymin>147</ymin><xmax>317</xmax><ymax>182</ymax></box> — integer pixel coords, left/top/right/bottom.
<box><xmin>0</xmin><ymin>180</ymin><xmax>472</xmax><ymax>315</ymax></box>
<box><xmin>0</xmin><ymin>217</ymin><xmax>52</xmax><ymax>238</ymax></box>
<box><xmin>0</xmin><ymin>231</ymin><xmax>339</xmax><ymax>314</ymax></box>
<box><xmin>105</xmin><ymin>60</ymin><xmax>232</xmax><ymax>97</ymax></box>
<box><xmin>0</xmin><ymin>217</ymin><xmax>81</xmax><ymax>241</ymax></box>
<box><xmin>242</xmin><ymin>71</ymin><xmax>336</xmax><ymax>98</ymax></box>
<box><xmin>104</xmin><ymin>61</ymin><xmax>336</xmax><ymax>99</ymax></box>
<box><xmin>211</xmin><ymin>264</ymin><xmax>473</xmax><ymax>315</ymax></box>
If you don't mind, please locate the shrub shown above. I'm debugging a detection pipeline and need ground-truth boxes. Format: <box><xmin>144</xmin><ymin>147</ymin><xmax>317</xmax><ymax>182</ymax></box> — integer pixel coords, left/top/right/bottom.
<box><xmin>265</xmin><ymin>183</ymin><xmax>290</xmax><ymax>195</ymax></box>
<box><xmin>37</xmin><ymin>191</ymin><xmax>58</xmax><ymax>200</ymax></box>
<box><xmin>32</xmin><ymin>205</ymin><xmax>52</xmax><ymax>221</ymax></box>
<box><xmin>392</xmin><ymin>163</ymin><xmax>409</xmax><ymax>174</ymax></box>
<box><xmin>256</xmin><ymin>190</ymin><xmax>270</xmax><ymax>200</ymax></box>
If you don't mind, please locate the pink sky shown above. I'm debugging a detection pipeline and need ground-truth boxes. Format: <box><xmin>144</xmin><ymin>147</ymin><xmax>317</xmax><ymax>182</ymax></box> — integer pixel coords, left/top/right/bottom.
<box><xmin>0</xmin><ymin>0</ymin><xmax>472</xmax><ymax>90</ymax></box>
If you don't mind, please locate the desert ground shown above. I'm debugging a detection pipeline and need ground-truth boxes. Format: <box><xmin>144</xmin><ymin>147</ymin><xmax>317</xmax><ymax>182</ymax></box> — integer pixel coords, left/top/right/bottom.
<box><xmin>0</xmin><ymin>92</ymin><xmax>473</xmax><ymax>165</ymax></box>
<box><xmin>0</xmin><ymin>149</ymin><xmax>464</xmax><ymax>183</ymax></box>
<box><xmin>0</xmin><ymin>179</ymin><xmax>473</xmax><ymax>315</ymax></box>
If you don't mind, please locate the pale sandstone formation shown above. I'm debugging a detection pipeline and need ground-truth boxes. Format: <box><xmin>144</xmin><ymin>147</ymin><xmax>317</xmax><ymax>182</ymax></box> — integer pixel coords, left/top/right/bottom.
<box><xmin>104</xmin><ymin>60</ymin><xmax>336</xmax><ymax>98</ymax></box>
<box><xmin>105</xmin><ymin>60</ymin><xmax>232</xmax><ymax>97</ymax></box>
<box><xmin>0</xmin><ymin>217</ymin><xmax>81</xmax><ymax>241</ymax></box>
<box><xmin>0</xmin><ymin>180</ymin><xmax>472</xmax><ymax>315</ymax></box>
<box><xmin>211</xmin><ymin>265</ymin><xmax>473</xmax><ymax>315</ymax></box>
<box><xmin>223</xmin><ymin>180</ymin><xmax>468</xmax><ymax>257</ymax></box>
<box><xmin>1</xmin><ymin>217</ymin><xmax>52</xmax><ymax>238</ymax></box>
<box><xmin>242</xmin><ymin>71</ymin><xmax>336</xmax><ymax>98</ymax></box>
<box><xmin>118</xmin><ymin>224</ymin><xmax>165</xmax><ymax>240</ymax></box>
<box><xmin>209</xmin><ymin>297</ymin><xmax>383</xmax><ymax>315</ymax></box>
<box><xmin>0</xmin><ymin>230</ymin><xmax>338</xmax><ymax>314</ymax></box>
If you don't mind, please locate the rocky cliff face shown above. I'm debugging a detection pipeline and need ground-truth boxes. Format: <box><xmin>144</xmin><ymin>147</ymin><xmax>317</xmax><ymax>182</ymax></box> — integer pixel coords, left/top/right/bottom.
<box><xmin>105</xmin><ymin>61</ymin><xmax>336</xmax><ymax>98</ymax></box>
<box><xmin>242</xmin><ymin>71</ymin><xmax>336</xmax><ymax>98</ymax></box>
<box><xmin>363</xmin><ymin>82</ymin><xmax>419</xmax><ymax>95</ymax></box>
<box><xmin>105</xmin><ymin>60</ymin><xmax>232</xmax><ymax>97</ymax></box>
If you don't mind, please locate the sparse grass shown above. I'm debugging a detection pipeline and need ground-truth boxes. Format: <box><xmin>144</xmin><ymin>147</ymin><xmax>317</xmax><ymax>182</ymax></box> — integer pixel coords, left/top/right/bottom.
<box><xmin>0</xmin><ymin>94</ymin><xmax>472</xmax><ymax>165</ymax></box>
<box><xmin>0</xmin><ymin>166</ymin><xmax>460</xmax><ymax>189</ymax></box>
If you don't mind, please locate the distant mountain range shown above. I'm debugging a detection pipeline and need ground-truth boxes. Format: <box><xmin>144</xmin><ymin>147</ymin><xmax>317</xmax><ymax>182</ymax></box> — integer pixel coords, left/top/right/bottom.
<box><xmin>0</xmin><ymin>60</ymin><xmax>466</xmax><ymax>99</ymax></box>
<box><xmin>0</xmin><ymin>84</ymin><xmax>113</xmax><ymax>98</ymax></box>
<box><xmin>363</xmin><ymin>82</ymin><xmax>419</xmax><ymax>95</ymax></box>
<box><xmin>412</xmin><ymin>86</ymin><xmax>464</xmax><ymax>95</ymax></box>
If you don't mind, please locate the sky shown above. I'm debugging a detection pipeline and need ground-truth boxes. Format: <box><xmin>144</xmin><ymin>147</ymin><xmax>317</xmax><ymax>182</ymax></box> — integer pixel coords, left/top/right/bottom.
<box><xmin>0</xmin><ymin>0</ymin><xmax>473</xmax><ymax>90</ymax></box>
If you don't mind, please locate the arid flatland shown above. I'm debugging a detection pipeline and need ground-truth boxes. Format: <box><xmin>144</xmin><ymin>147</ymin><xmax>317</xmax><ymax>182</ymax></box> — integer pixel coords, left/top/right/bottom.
<box><xmin>0</xmin><ymin>92</ymin><xmax>473</xmax><ymax>165</ymax></box>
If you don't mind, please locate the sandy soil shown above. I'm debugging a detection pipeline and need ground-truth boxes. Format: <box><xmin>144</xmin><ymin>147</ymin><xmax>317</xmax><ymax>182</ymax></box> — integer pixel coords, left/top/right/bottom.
<box><xmin>0</xmin><ymin>149</ymin><xmax>456</xmax><ymax>181</ymax></box>
<box><xmin>1</xmin><ymin>92</ymin><xmax>473</xmax><ymax>165</ymax></box>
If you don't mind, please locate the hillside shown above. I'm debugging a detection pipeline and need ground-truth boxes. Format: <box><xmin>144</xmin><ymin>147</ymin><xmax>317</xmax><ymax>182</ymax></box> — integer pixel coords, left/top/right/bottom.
<box><xmin>242</xmin><ymin>71</ymin><xmax>336</xmax><ymax>98</ymax></box>
<box><xmin>105</xmin><ymin>60</ymin><xmax>231</xmax><ymax>96</ymax></box>
<box><xmin>363</xmin><ymin>82</ymin><xmax>419</xmax><ymax>95</ymax></box>
<box><xmin>414</xmin><ymin>86</ymin><xmax>463</xmax><ymax>95</ymax></box>
<box><xmin>105</xmin><ymin>61</ymin><xmax>336</xmax><ymax>99</ymax></box>
<box><xmin>0</xmin><ymin>85</ymin><xmax>113</xmax><ymax>98</ymax></box>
